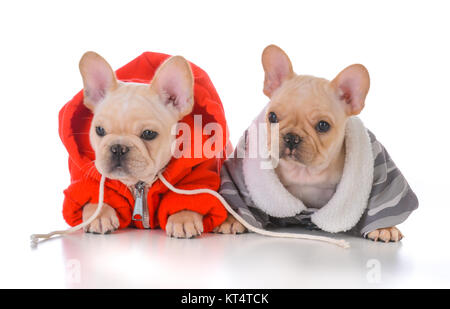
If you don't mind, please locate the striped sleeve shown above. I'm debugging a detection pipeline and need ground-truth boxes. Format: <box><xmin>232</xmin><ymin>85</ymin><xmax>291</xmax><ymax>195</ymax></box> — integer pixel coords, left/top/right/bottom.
<box><xmin>355</xmin><ymin>130</ymin><xmax>419</xmax><ymax>236</ymax></box>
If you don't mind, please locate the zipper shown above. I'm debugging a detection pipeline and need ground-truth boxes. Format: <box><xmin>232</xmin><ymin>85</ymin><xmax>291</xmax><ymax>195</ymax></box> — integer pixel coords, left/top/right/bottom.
<box><xmin>131</xmin><ymin>181</ymin><xmax>150</xmax><ymax>228</ymax></box>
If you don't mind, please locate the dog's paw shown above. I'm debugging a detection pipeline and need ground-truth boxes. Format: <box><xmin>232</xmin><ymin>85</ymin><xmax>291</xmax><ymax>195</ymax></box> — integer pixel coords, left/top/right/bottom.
<box><xmin>367</xmin><ymin>226</ymin><xmax>403</xmax><ymax>243</ymax></box>
<box><xmin>82</xmin><ymin>203</ymin><xmax>120</xmax><ymax>234</ymax></box>
<box><xmin>213</xmin><ymin>215</ymin><xmax>247</xmax><ymax>234</ymax></box>
<box><xmin>166</xmin><ymin>210</ymin><xmax>203</xmax><ymax>238</ymax></box>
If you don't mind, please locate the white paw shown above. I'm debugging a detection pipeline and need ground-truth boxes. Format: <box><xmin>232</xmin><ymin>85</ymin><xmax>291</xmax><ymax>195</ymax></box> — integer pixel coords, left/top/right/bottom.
<box><xmin>213</xmin><ymin>215</ymin><xmax>247</xmax><ymax>234</ymax></box>
<box><xmin>166</xmin><ymin>210</ymin><xmax>203</xmax><ymax>238</ymax></box>
<box><xmin>367</xmin><ymin>226</ymin><xmax>403</xmax><ymax>243</ymax></box>
<box><xmin>82</xmin><ymin>203</ymin><xmax>120</xmax><ymax>234</ymax></box>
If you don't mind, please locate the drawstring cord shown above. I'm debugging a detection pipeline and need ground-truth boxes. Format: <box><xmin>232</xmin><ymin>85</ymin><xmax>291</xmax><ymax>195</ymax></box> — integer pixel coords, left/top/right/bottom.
<box><xmin>30</xmin><ymin>175</ymin><xmax>106</xmax><ymax>247</ymax></box>
<box><xmin>157</xmin><ymin>172</ymin><xmax>349</xmax><ymax>249</ymax></box>
<box><xmin>31</xmin><ymin>172</ymin><xmax>350</xmax><ymax>249</ymax></box>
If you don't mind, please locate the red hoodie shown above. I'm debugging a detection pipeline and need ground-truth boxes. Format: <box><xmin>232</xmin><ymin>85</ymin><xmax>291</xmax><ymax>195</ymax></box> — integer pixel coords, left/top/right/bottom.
<box><xmin>59</xmin><ymin>52</ymin><xmax>229</xmax><ymax>232</ymax></box>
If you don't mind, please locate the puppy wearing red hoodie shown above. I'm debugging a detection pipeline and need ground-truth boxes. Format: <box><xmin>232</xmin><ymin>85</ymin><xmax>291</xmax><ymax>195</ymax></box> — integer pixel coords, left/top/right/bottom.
<box><xmin>219</xmin><ymin>45</ymin><xmax>418</xmax><ymax>242</ymax></box>
<box><xmin>75</xmin><ymin>52</ymin><xmax>227</xmax><ymax>238</ymax></box>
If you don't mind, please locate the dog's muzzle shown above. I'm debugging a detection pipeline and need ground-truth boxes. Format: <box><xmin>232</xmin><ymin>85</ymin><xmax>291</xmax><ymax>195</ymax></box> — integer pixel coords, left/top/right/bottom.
<box><xmin>110</xmin><ymin>144</ymin><xmax>130</xmax><ymax>167</ymax></box>
<box><xmin>283</xmin><ymin>133</ymin><xmax>302</xmax><ymax>151</ymax></box>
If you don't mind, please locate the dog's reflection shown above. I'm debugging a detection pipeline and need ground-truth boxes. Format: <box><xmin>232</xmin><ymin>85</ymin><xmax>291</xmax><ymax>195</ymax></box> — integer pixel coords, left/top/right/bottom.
<box><xmin>61</xmin><ymin>228</ymin><xmax>405</xmax><ymax>288</ymax></box>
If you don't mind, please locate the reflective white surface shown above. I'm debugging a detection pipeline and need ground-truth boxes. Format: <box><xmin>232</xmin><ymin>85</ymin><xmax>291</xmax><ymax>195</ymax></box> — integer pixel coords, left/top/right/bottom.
<box><xmin>3</xmin><ymin>218</ymin><xmax>449</xmax><ymax>288</ymax></box>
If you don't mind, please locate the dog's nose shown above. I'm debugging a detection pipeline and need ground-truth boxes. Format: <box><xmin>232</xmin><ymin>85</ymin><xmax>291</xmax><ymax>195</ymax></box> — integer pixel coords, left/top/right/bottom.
<box><xmin>110</xmin><ymin>144</ymin><xmax>129</xmax><ymax>158</ymax></box>
<box><xmin>284</xmin><ymin>133</ymin><xmax>301</xmax><ymax>150</ymax></box>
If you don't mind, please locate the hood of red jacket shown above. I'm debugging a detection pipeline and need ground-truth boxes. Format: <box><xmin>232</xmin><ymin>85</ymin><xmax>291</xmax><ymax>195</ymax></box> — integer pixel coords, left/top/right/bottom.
<box><xmin>59</xmin><ymin>52</ymin><xmax>229</xmax><ymax>193</ymax></box>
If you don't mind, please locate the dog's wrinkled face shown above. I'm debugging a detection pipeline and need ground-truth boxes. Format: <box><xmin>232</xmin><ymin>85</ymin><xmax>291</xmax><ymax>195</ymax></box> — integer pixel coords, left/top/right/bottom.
<box><xmin>266</xmin><ymin>76</ymin><xmax>349</xmax><ymax>166</ymax></box>
<box><xmin>80</xmin><ymin>52</ymin><xmax>194</xmax><ymax>186</ymax></box>
<box><xmin>262</xmin><ymin>45</ymin><xmax>370</xmax><ymax>168</ymax></box>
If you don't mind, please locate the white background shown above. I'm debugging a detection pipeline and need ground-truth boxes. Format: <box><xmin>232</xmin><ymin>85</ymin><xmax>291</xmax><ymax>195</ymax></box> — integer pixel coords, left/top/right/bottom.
<box><xmin>0</xmin><ymin>0</ymin><xmax>449</xmax><ymax>288</ymax></box>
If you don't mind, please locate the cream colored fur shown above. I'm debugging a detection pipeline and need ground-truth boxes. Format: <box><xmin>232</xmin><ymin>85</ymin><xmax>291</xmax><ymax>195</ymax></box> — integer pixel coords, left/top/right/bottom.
<box><xmin>218</xmin><ymin>45</ymin><xmax>402</xmax><ymax>242</ymax></box>
<box><xmin>79</xmin><ymin>52</ymin><xmax>202</xmax><ymax>237</ymax></box>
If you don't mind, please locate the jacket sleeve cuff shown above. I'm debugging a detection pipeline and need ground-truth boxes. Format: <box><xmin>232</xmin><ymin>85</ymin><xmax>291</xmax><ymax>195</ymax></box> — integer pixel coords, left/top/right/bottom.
<box><xmin>158</xmin><ymin>191</ymin><xmax>228</xmax><ymax>232</ymax></box>
<box><xmin>62</xmin><ymin>180</ymin><xmax>132</xmax><ymax>229</ymax></box>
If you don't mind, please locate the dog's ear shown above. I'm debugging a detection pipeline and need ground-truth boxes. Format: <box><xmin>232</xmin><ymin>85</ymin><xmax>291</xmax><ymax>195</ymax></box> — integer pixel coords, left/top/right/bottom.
<box><xmin>150</xmin><ymin>56</ymin><xmax>194</xmax><ymax>120</ymax></box>
<box><xmin>262</xmin><ymin>45</ymin><xmax>294</xmax><ymax>98</ymax></box>
<box><xmin>331</xmin><ymin>64</ymin><xmax>370</xmax><ymax>116</ymax></box>
<box><xmin>79</xmin><ymin>52</ymin><xmax>118</xmax><ymax>111</ymax></box>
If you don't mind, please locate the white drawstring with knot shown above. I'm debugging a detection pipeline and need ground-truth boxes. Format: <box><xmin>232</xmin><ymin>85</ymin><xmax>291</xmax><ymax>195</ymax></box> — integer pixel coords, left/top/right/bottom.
<box><xmin>30</xmin><ymin>175</ymin><xmax>106</xmax><ymax>246</ymax></box>
<box><xmin>31</xmin><ymin>172</ymin><xmax>350</xmax><ymax>248</ymax></box>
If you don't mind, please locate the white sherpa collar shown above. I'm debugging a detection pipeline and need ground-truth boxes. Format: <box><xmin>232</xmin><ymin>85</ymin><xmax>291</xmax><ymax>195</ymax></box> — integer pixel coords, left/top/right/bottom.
<box><xmin>242</xmin><ymin>109</ymin><xmax>374</xmax><ymax>233</ymax></box>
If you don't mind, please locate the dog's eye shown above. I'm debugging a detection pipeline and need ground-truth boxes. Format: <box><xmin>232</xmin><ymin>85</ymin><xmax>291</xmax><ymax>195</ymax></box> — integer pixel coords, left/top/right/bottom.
<box><xmin>316</xmin><ymin>121</ymin><xmax>330</xmax><ymax>133</ymax></box>
<box><xmin>141</xmin><ymin>130</ymin><xmax>158</xmax><ymax>141</ymax></box>
<box><xmin>95</xmin><ymin>126</ymin><xmax>106</xmax><ymax>137</ymax></box>
<box><xmin>268</xmin><ymin>112</ymin><xmax>278</xmax><ymax>123</ymax></box>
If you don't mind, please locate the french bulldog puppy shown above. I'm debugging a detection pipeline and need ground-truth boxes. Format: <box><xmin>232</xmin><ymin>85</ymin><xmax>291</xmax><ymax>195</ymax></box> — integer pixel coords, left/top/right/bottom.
<box><xmin>260</xmin><ymin>45</ymin><xmax>402</xmax><ymax>242</ymax></box>
<box><xmin>79</xmin><ymin>52</ymin><xmax>202</xmax><ymax>237</ymax></box>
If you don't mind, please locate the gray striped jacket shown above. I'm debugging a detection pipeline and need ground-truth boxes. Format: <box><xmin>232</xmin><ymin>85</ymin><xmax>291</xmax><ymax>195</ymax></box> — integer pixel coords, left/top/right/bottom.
<box><xmin>219</xmin><ymin>110</ymin><xmax>418</xmax><ymax>237</ymax></box>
